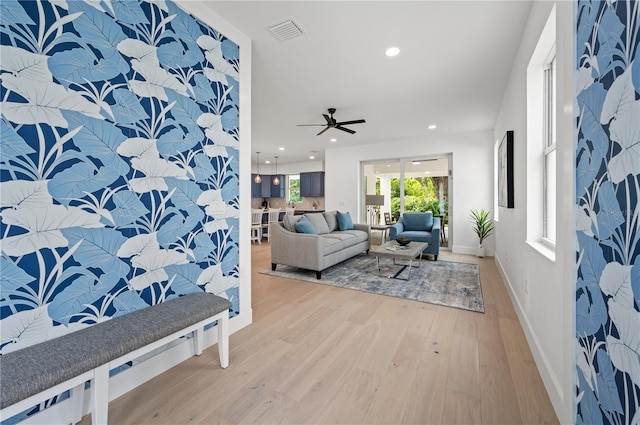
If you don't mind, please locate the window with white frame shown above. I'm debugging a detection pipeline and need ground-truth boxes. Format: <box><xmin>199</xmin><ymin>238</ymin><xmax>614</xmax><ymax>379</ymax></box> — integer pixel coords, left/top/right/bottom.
<box><xmin>526</xmin><ymin>5</ymin><xmax>556</xmax><ymax>259</ymax></box>
<box><xmin>543</xmin><ymin>54</ymin><xmax>556</xmax><ymax>243</ymax></box>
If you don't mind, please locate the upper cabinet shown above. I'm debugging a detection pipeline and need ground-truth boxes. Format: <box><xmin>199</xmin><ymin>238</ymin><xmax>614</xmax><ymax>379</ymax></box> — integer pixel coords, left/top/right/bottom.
<box><xmin>252</xmin><ymin>174</ymin><xmax>285</xmax><ymax>198</ymax></box>
<box><xmin>300</xmin><ymin>172</ymin><xmax>325</xmax><ymax>197</ymax></box>
<box><xmin>271</xmin><ymin>175</ymin><xmax>285</xmax><ymax>198</ymax></box>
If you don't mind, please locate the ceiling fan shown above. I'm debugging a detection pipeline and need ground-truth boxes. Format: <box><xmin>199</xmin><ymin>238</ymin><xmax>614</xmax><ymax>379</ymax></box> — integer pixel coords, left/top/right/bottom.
<box><xmin>297</xmin><ymin>108</ymin><xmax>366</xmax><ymax>136</ymax></box>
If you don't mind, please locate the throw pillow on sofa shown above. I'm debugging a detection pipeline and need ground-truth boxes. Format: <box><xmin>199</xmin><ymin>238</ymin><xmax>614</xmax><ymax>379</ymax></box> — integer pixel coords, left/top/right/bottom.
<box><xmin>295</xmin><ymin>216</ymin><xmax>317</xmax><ymax>234</ymax></box>
<box><xmin>283</xmin><ymin>215</ymin><xmax>302</xmax><ymax>232</ymax></box>
<box><xmin>336</xmin><ymin>211</ymin><xmax>354</xmax><ymax>231</ymax></box>
<box><xmin>304</xmin><ymin>213</ymin><xmax>330</xmax><ymax>234</ymax></box>
<box><xmin>323</xmin><ymin>211</ymin><xmax>338</xmax><ymax>232</ymax></box>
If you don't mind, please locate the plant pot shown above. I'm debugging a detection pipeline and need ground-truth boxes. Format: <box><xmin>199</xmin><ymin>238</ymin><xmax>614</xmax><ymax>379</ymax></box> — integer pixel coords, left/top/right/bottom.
<box><xmin>476</xmin><ymin>245</ymin><xmax>486</xmax><ymax>258</ymax></box>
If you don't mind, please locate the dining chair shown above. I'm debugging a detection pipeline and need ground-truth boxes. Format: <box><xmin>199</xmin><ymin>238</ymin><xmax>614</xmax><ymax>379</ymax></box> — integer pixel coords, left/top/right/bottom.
<box><xmin>264</xmin><ymin>208</ymin><xmax>281</xmax><ymax>242</ymax></box>
<box><xmin>251</xmin><ymin>208</ymin><xmax>264</xmax><ymax>244</ymax></box>
<box><xmin>384</xmin><ymin>212</ymin><xmax>395</xmax><ymax>225</ymax></box>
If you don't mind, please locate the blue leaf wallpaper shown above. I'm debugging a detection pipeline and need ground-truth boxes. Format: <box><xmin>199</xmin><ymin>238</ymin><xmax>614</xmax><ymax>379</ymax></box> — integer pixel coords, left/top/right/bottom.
<box><xmin>575</xmin><ymin>0</ymin><xmax>639</xmax><ymax>424</ymax></box>
<box><xmin>0</xmin><ymin>0</ymin><xmax>240</xmax><ymax>360</ymax></box>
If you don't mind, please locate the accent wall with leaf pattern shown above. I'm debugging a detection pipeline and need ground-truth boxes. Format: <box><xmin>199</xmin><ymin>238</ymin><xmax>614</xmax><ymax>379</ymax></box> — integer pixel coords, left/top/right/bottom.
<box><xmin>0</xmin><ymin>0</ymin><xmax>240</xmax><ymax>361</ymax></box>
<box><xmin>575</xmin><ymin>0</ymin><xmax>639</xmax><ymax>423</ymax></box>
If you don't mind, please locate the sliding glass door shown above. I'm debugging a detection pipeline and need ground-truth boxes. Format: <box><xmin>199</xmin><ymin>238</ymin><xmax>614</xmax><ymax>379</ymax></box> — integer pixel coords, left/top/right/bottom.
<box><xmin>362</xmin><ymin>156</ymin><xmax>451</xmax><ymax>248</ymax></box>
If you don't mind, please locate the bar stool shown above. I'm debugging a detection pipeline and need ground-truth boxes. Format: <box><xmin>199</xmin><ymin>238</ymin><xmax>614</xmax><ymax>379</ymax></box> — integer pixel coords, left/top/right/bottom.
<box><xmin>263</xmin><ymin>208</ymin><xmax>281</xmax><ymax>242</ymax></box>
<box><xmin>251</xmin><ymin>208</ymin><xmax>264</xmax><ymax>244</ymax></box>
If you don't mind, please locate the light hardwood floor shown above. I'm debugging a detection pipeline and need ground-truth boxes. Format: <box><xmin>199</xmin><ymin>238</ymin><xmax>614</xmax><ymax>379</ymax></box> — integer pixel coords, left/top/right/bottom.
<box><xmin>101</xmin><ymin>243</ymin><xmax>559</xmax><ymax>424</ymax></box>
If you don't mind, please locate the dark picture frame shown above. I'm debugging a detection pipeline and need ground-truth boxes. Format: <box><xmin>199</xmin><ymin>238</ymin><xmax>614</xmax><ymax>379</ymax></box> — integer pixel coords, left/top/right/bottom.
<box><xmin>498</xmin><ymin>130</ymin><xmax>514</xmax><ymax>208</ymax></box>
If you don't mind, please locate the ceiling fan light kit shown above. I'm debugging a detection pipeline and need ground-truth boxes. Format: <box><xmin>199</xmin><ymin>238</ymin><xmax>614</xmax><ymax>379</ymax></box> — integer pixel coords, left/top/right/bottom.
<box><xmin>298</xmin><ymin>108</ymin><xmax>366</xmax><ymax>136</ymax></box>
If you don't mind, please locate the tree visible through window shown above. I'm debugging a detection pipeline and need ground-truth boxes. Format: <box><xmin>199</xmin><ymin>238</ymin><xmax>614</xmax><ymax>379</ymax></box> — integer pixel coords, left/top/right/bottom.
<box><xmin>389</xmin><ymin>177</ymin><xmax>448</xmax><ymax>220</ymax></box>
<box><xmin>288</xmin><ymin>175</ymin><xmax>302</xmax><ymax>203</ymax></box>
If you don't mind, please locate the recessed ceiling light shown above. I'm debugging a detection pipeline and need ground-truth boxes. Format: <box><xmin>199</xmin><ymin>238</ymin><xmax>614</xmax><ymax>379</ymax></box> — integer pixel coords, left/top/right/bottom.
<box><xmin>385</xmin><ymin>47</ymin><xmax>400</xmax><ymax>57</ymax></box>
<box><xmin>428</xmin><ymin>124</ymin><xmax>437</xmax><ymax>130</ymax></box>
<box><xmin>265</xmin><ymin>160</ymin><xmax>271</xmax><ymax>164</ymax></box>
<box><xmin>309</xmin><ymin>156</ymin><xmax>315</xmax><ymax>160</ymax></box>
<box><xmin>279</xmin><ymin>147</ymin><xmax>285</xmax><ymax>151</ymax></box>
<box><xmin>330</xmin><ymin>138</ymin><xmax>337</xmax><ymax>142</ymax></box>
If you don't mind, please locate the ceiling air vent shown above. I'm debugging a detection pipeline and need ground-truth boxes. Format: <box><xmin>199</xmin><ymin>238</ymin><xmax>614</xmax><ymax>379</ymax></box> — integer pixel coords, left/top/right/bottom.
<box><xmin>269</xmin><ymin>19</ymin><xmax>304</xmax><ymax>42</ymax></box>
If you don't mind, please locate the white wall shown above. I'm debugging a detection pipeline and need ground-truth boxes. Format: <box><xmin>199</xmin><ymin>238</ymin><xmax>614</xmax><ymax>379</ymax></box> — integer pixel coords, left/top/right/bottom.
<box><xmin>325</xmin><ymin>130</ymin><xmax>495</xmax><ymax>255</ymax></box>
<box><xmin>493</xmin><ymin>1</ymin><xmax>574</xmax><ymax>423</ymax></box>
<box><xmin>256</xmin><ymin>160</ymin><xmax>324</xmax><ymax>175</ymax></box>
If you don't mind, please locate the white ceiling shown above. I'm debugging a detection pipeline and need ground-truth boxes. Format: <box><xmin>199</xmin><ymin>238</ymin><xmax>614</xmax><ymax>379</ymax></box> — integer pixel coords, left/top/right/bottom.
<box><xmin>204</xmin><ymin>1</ymin><xmax>533</xmax><ymax>166</ymax></box>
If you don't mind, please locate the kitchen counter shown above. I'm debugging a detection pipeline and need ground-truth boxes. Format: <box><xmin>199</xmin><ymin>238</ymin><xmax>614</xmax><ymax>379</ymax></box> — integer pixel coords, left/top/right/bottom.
<box><xmin>293</xmin><ymin>209</ymin><xmax>325</xmax><ymax>215</ymax></box>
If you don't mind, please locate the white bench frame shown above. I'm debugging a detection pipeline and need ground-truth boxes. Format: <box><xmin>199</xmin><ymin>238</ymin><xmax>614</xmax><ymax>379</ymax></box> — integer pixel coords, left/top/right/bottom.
<box><xmin>1</xmin><ymin>310</ymin><xmax>229</xmax><ymax>425</ymax></box>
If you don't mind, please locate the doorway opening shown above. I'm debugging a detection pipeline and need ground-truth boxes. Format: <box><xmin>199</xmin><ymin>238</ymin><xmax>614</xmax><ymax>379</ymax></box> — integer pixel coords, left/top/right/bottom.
<box><xmin>361</xmin><ymin>155</ymin><xmax>451</xmax><ymax>249</ymax></box>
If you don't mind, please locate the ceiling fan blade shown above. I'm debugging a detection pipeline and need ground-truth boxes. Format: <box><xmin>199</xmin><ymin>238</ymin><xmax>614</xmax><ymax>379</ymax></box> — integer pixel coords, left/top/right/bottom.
<box><xmin>317</xmin><ymin>126</ymin><xmax>331</xmax><ymax>136</ymax></box>
<box><xmin>323</xmin><ymin>114</ymin><xmax>332</xmax><ymax>125</ymax></box>
<box><xmin>297</xmin><ymin>124</ymin><xmax>327</xmax><ymax>127</ymax></box>
<box><xmin>336</xmin><ymin>126</ymin><xmax>356</xmax><ymax>134</ymax></box>
<box><xmin>336</xmin><ymin>119</ymin><xmax>366</xmax><ymax>126</ymax></box>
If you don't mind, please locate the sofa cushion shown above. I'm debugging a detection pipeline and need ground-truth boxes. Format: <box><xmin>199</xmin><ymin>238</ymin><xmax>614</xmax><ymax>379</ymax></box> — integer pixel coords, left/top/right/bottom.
<box><xmin>295</xmin><ymin>216</ymin><xmax>317</xmax><ymax>234</ymax></box>
<box><xmin>326</xmin><ymin>230</ymin><xmax>368</xmax><ymax>247</ymax></box>
<box><xmin>283</xmin><ymin>215</ymin><xmax>301</xmax><ymax>232</ymax></box>
<box><xmin>323</xmin><ymin>211</ymin><xmax>338</xmax><ymax>232</ymax></box>
<box><xmin>403</xmin><ymin>212</ymin><xmax>433</xmax><ymax>231</ymax></box>
<box><xmin>304</xmin><ymin>213</ymin><xmax>330</xmax><ymax>234</ymax></box>
<box><xmin>337</xmin><ymin>211</ymin><xmax>354</xmax><ymax>230</ymax></box>
<box><xmin>320</xmin><ymin>235</ymin><xmax>344</xmax><ymax>256</ymax></box>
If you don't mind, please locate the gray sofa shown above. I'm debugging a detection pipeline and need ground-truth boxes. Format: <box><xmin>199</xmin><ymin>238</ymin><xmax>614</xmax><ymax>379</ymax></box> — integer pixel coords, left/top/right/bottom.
<box><xmin>270</xmin><ymin>211</ymin><xmax>370</xmax><ymax>279</ymax></box>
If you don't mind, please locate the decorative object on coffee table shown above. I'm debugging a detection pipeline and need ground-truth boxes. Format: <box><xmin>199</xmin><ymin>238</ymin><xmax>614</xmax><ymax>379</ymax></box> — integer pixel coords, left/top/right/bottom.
<box><xmin>396</xmin><ymin>236</ymin><xmax>410</xmax><ymax>246</ymax></box>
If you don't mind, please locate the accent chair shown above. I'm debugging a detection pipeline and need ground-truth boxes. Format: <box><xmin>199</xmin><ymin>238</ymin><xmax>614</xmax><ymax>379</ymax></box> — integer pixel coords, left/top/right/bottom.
<box><xmin>388</xmin><ymin>212</ymin><xmax>441</xmax><ymax>260</ymax></box>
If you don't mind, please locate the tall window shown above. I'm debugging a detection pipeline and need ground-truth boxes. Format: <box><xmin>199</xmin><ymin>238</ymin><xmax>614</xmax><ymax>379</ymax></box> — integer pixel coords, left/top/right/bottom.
<box><xmin>526</xmin><ymin>5</ymin><xmax>555</xmax><ymax>259</ymax></box>
<box><xmin>543</xmin><ymin>54</ymin><xmax>556</xmax><ymax>242</ymax></box>
<box><xmin>288</xmin><ymin>175</ymin><xmax>302</xmax><ymax>203</ymax></box>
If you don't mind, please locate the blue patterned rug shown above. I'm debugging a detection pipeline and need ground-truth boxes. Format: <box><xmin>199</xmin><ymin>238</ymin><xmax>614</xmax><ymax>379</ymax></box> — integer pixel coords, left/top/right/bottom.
<box><xmin>259</xmin><ymin>253</ymin><xmax>484</xmax><ymax>313</ymax></box>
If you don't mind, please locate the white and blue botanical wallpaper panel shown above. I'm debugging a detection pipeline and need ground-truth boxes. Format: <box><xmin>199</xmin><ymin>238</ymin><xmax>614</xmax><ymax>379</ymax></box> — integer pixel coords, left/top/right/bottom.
<box><xmin>0</xmin><ymin>0</ymin><xmax>240</xmax><ymax>357</ymax></box>
<box><xmin>575</xmin><ymin>0</ymin><xmax>639</xmax><ymax>424</ymax></box>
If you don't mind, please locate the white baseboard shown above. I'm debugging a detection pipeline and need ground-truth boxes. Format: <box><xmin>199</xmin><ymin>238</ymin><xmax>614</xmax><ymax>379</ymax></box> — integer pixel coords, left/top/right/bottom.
<box><xmin>17</xmin><ymin>311</ymin><xmax>252</xmax><ymax>425</ymax></box>
<box><xmin>493</xmin><ymin>255</ymin><xmax>571</xmax><ymax>424</ymax></box>
<box><xmin>451</xmin><ymin>245</ymin><xmax>494</xmax><ymax>257</ymax></box>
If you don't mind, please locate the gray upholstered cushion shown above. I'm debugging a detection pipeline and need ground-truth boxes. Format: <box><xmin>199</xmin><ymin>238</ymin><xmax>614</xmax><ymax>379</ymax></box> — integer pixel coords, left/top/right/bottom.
<box><xmin>0</xmin><ymin>293</ymin><xmax>231</xmax><ymax>409</ymax></box>
<box><xmin>283</xmin><ymin>215</ymin><xmax>301</xmax><ymax>232</ymax></box>
<box><xmin>323</xmin><ymin>211</ymin><xmax>338</xmax><ymax>232</ymax></box>
<box><xmin>304</xmin><ymin>213</ymin><xmax>330</xmax><ymax>234</ymax></box>
<box><xmin>320</xmin><ymin>236</ymin><xmax>344</xmax><ymax>255</ymax></box>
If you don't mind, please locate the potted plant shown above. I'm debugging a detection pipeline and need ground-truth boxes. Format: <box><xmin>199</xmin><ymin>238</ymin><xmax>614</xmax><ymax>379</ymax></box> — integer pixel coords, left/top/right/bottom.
<box><xmin>470</xmin><ymin>208</ymin><xmax>494</xmax><ymax>257</ymax></box>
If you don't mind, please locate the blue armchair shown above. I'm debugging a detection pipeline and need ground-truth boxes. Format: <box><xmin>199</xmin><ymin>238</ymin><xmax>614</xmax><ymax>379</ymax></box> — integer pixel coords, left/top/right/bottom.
<box><xmin>389</xmin><ymin>212</ymin><xmax>440</xmax><ymax>260</ymax></box>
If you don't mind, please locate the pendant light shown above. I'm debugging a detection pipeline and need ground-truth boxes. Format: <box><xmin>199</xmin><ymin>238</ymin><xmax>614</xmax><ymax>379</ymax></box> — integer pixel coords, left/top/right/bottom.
<box><xmin>254</xmin><ymin>152</ymin><xmax>262</xmax><ymax>183</ymax></box>
<box><xmin>273</xmin><ymin>156</ymin><xmax>280</xmax><ymax>185</ymax></box>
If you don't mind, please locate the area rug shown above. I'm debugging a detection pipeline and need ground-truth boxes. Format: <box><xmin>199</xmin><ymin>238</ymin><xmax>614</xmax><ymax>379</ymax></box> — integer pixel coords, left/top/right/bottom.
<box><xmin>258</xmin><ymin>253</ymin><xmax>484</xmax><ymax>313</ymax></box>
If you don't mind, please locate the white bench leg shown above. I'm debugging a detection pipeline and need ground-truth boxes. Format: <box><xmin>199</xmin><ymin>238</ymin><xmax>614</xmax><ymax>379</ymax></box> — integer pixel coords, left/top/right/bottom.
<box><xmin>194</xmin><ymin>327</ymin><xmax>204</xmax><ymax>355</ymax></box>
<box><xmin>69</xmin><ymin>382</ymin><xmax>85</xmax><ymax>424</ymax></box>
<box><xmin>218</xmin><ymin>313</ymin><xmax>229</xmax><ymax>368</ymax></box>
<box><xmin>91</xmin><ymin>365</ymin><xmax>109</xmax><ymax>425</ymax></box>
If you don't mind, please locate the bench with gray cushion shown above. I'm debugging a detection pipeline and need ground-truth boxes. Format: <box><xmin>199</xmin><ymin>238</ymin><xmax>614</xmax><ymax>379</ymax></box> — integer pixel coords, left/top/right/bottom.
<box><xmin>0</xmin><ymin>292</ymin><xmax>231</xmax><ymax>425</ymax></box>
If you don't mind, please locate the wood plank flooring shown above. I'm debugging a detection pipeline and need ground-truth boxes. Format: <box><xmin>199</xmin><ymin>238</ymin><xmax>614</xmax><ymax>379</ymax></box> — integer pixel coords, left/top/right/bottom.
<box><xmin>99</xmin><ymin>243</ymin><xmax>559</xmax><ymax>424</ymax></box>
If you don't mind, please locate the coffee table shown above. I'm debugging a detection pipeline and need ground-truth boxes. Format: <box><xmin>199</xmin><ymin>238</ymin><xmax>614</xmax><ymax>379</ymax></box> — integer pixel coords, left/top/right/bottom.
<box><xmin>369</xmin><ymin>241</ymin><xmax>428</xmax><ymax>280</ymax></box>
